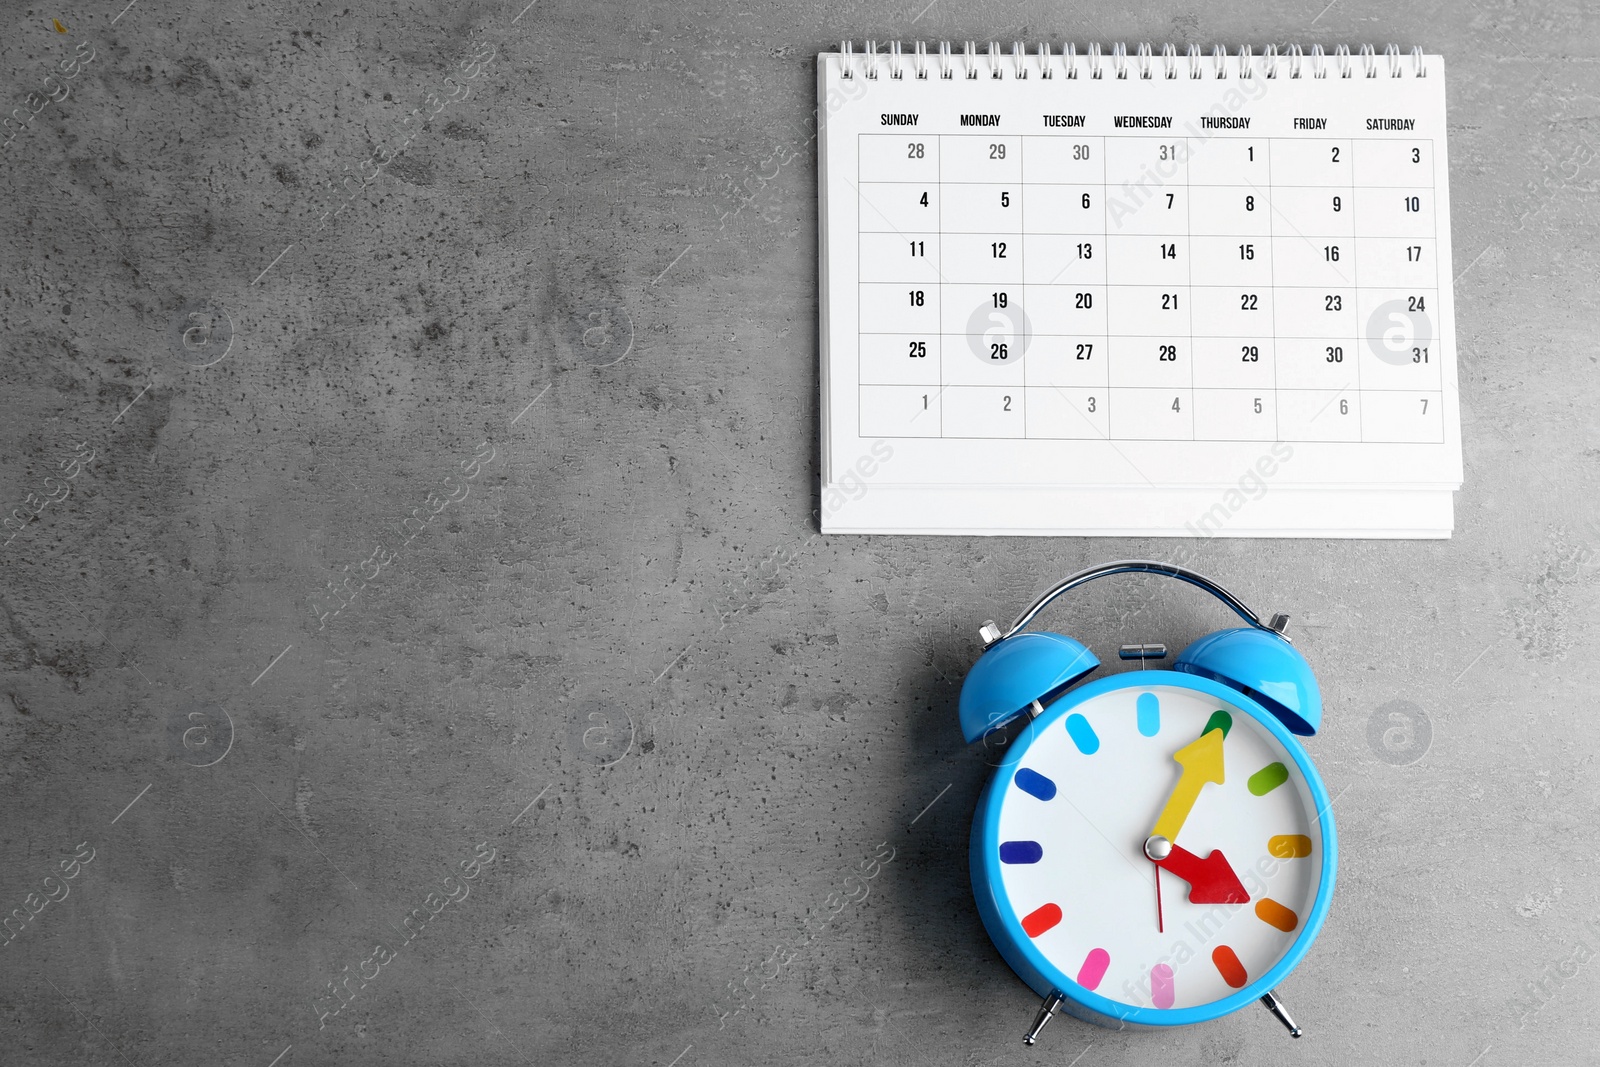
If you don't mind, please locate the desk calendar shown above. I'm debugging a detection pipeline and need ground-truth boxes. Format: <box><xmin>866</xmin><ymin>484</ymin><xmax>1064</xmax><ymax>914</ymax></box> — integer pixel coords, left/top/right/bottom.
<box><xmin>818</xmin><ymin>43</ymin><xmax>1464</xmax><ymax>537</ymax></box>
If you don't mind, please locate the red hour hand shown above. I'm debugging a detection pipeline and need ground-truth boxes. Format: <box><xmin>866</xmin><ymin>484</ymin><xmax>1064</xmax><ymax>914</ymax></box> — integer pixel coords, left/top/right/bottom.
<box><xmin>1153</xmin><ymin>843</ymin><xmax>1249</xmax><ymax>904</ymax></box>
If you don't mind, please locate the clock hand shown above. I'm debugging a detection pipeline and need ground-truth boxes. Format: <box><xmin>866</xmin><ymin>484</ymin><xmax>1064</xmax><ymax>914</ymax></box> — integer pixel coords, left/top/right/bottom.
<box><xmin>1148</xmin><ymin>726</ymin><xmax>1225</xmax><ymax>843</ymax></box>
<box><xmin>1143</xmin><ymin>838</ymin><xmax>1249</xmax><ymax>904</ymax></box>
<box><xmin>1152</xmin><ymin>860</ymin><xmax>1165</xmax><ymax>933</ymax></box>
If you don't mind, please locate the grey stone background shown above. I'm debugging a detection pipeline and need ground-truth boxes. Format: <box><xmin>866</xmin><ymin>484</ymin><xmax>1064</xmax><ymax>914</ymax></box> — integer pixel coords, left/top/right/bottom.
<box><xmin>0</xmin><ymin>0</ymin><xmax>1594</xmax><ymax>1064</ymax></box>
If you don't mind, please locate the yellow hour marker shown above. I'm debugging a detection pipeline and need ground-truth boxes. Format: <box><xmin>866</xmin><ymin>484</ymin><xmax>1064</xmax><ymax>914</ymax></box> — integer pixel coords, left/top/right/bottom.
<box><xmin>1268</xmin><ymin>834</ymin><xmax>1312</xmax><ymax>859</ymax></box>
<box><xmin>53</xmin><ymin>18</ymin><xmax>68</xmax><ymax>32</ymax></box>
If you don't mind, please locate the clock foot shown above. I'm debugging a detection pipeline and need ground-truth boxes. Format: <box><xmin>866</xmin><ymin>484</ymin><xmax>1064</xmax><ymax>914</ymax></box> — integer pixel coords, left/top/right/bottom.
<box><xmin>1259</xmin><ymin>990</ymin><xmax>1303</xmax><ymax>1038</ymax></box>
<box><xmin>1022</xmin><ymin>992</ymin><xmax>1064</xmax><ymax>1045</ymax></box>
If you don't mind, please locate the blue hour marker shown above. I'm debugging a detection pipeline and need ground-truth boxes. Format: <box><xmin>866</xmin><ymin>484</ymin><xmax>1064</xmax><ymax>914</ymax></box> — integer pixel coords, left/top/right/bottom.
<box><xmin>1137</xmin><ymin>692</ymin><xmax>1160</xmax><ymax>737</ymax></box>
<box><xmin>999</xmin><ymin>840</ymin><xmax>1043</xmax><ymax>864</ymax></box>
<box><xmin>1065</xmin><ymin>713</ymin><xmax>1100</xmax><ymax>755</ymax></box>
<box><xmin>1013</xmin><ymin>768</ymin><xmax>1057</xmax><ymax>801</ymax></box>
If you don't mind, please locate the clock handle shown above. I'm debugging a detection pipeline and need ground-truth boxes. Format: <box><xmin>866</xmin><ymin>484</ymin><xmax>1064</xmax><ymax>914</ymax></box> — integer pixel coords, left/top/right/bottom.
<box><xmin>1021</xmin><ymin>991</ymin><xmax>1065</xmax><ymax>1045</ymax></box>
<box><xmin>987</xmin><ymin>559</ymin><xmax>1289</xmax><ymax>647</ymax></box>
<box><xmin>1260</xmin><ymin>989</ymin><xmax>1304</xmax><ymax>1037</ymax></box>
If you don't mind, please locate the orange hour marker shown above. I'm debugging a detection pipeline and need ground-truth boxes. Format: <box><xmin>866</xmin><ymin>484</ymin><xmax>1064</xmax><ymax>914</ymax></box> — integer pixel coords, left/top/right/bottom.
<box><xmin>1255</xmin><ymin>897</ymin><xmax>1299</xmax><ymax>932</ymax></box>
<box><xmin>1212</xmin><ymin>945</ymin><xmax>1248</xmax><ymax>988</ymax></box>
<box><xmin>1268</xmin><ymin>834</ymin><xmax>1312</xmax><ymax>859</ymax></box>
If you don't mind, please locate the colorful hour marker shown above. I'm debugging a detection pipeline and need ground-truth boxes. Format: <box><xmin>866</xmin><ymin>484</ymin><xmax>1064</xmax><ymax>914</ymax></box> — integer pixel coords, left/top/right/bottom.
<box><xmin>1248</xmin><ymin>762</ymin><xmax>1289</xmax><ymax>796</ymax></box>
<box><xmin>1021</xmin><ymin>903</ymin><xmax>1062</xmax><ymax>938</ymax></box>
<box><xmin>999</xmin><ymin>840</ymin><xmax>1043</xmax><ymax>864</ymax></box>
<box><xmin>1255</xmin><ymin>898</ymin><xmax>1299</xmax><ymax>932</ymax></box>
<box><xmin>1150</xmin><ymin>963</ymin><xmax>1175</xmax><ymax>1009</ymax></box>
<box><xmin>1203</xmin><ymin>710</ymin><xmax>1232</xmax><ymax>738</ymax></box>
<box><xmin>1136</xmin><ymin>692</ymin><xmax>1160</xmax><ymax>737</ymax></box>
<box><xmin>1268</xmin><ymin>834</ymin><xmax>1313</xmax><ymax>859</ymax></box>
<box><xmin>1065</xmin><ymin>713</ymin><xmax>1100</xmax><ymax>755</ymax></box>
<box><xmin>1077</xmin><ymin>948</ymin><xmax>1111</xmax><ymax>991</ymax></box>
<box><xmin>1212</xmin><ymin>945</ymin><xmax>1248</xmax><ymax>988</ymax></box>
<box><xmin>1014</xmin><ymin>768</ymin><xmax>1057</xmax><ymax>801</ymax></box>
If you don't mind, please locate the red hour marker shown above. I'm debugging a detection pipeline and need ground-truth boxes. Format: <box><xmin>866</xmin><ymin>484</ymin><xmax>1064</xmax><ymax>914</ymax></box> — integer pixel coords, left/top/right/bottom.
<box><xmin>1212</xmin><ymin>945</ymin><xmax>1248</xmax><ymax>988</ymax></box>
<box><xmin>1021</xmin><ymin>903</ymin><xmax>1062</xmax><ymax>938</ymax></box>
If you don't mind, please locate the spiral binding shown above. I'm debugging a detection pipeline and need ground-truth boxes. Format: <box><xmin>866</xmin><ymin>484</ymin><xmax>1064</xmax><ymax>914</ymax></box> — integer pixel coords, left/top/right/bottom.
<box><xmin>837</xmin><ymin>41</ymin><xmax>1427</xmax><ymax>80</ymax></box>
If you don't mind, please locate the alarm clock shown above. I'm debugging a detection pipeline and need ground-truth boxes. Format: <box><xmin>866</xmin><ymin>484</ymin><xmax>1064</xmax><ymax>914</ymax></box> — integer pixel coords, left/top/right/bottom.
<box><xmin>959</xmin><ymin>561</ymin><xmax>1336</xmax><ymax>1044</ymax></box>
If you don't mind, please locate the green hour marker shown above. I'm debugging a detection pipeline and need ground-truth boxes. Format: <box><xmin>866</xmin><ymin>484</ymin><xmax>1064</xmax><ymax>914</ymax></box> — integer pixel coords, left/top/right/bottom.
<box><xmin>1203</xmin><ymin>710</ymin><xmax>1232</xmax><ymax>739</ymax></box>
<box><xmin>1248</xmin><ymin>762</ymin><xmax>1289</xmax><ymax>796</ymax></box>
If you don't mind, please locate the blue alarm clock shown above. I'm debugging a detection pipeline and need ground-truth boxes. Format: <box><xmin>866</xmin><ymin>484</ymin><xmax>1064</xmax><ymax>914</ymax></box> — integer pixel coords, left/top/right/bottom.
<box><xmin>959</xmin><ymin>561</ymin><xmax>1336</xmax><ymax>1044</ymax></box>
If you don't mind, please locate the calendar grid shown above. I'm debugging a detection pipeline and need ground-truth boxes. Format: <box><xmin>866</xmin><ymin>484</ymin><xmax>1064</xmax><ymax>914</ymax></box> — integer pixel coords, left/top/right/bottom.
<box><xmin>932</xmin><ymin>139</ymin><xmax>942</xmax><ymax>437</ymax></box>
<box><xmin>1018</xmin><ymin>135</ymin><xmax>1026</xmax><ymax>440</ymax></box>
<box><xmin>1348</xmin><ymin>141</ymin><xmax>1363</xmax><ymax>432</ymax></box>
<box><xmin>855</xmin><ymin>133</ymin><xmax>1446</xmax><ymax>445</ymax></box>
<box><xmin>1266</xmin><ymin>141</ymin><xmax>1279</xmax><ymax>442</ymax></box>
<box><xmin>907</xmin><ymin>180</ymin><xmax>1445</xmax><ymax>190</ymax></box>
<box><xmin>1184</xmin><ymin>135</ymin><xmax>1196</xmax><ymax>444</ymax></box>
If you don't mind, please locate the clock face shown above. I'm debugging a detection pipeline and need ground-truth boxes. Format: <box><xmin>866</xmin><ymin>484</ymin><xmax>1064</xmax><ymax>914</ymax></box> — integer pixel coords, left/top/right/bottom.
<box><xmin>986</xmin><ymin>679</ymin><xmax>1329</xmax><ymax>1017</ymax></box>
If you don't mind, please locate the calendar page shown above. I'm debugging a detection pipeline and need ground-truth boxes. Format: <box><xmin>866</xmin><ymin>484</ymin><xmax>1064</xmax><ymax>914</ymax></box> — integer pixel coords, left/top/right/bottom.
<box><xmin>818</xmin><ymin>45</ymin><xmax>1463</xmax><ymax>537</ymax></box>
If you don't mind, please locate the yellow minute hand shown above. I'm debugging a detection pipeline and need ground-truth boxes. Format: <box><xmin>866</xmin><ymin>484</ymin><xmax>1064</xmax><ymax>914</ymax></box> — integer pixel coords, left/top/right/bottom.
<box><xmin>1149</xmin><ymin>727</ymin><xmax>1226</xmax><ymax>843</ymax></box>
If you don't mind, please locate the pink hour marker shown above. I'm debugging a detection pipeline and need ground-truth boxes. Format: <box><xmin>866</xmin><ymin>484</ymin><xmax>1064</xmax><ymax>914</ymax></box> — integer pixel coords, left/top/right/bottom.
<box><xmin>1150</xmin><ymin>963</ymin><xmax>1175</xmax><ymax>1009</ymax></box>
<box><xmin>1077</xmin><ymin>948</ymin><xmax>1110</xmax><ymax>991</ymax></box>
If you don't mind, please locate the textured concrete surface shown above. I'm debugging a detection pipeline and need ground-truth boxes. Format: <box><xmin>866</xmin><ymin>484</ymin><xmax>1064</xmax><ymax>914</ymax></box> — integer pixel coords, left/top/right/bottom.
<box><xmin>1</xmin><ymin>1</ymin><xmax>1597</xmax><ymax>1065</ymax></box>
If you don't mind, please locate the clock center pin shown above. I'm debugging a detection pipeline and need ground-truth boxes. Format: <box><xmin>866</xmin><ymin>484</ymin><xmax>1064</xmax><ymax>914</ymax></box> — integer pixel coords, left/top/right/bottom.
<box><xmin>1144</xmin><ymin>835</ymin><xmax>1173</xmax><ymax>862</ymax></box>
